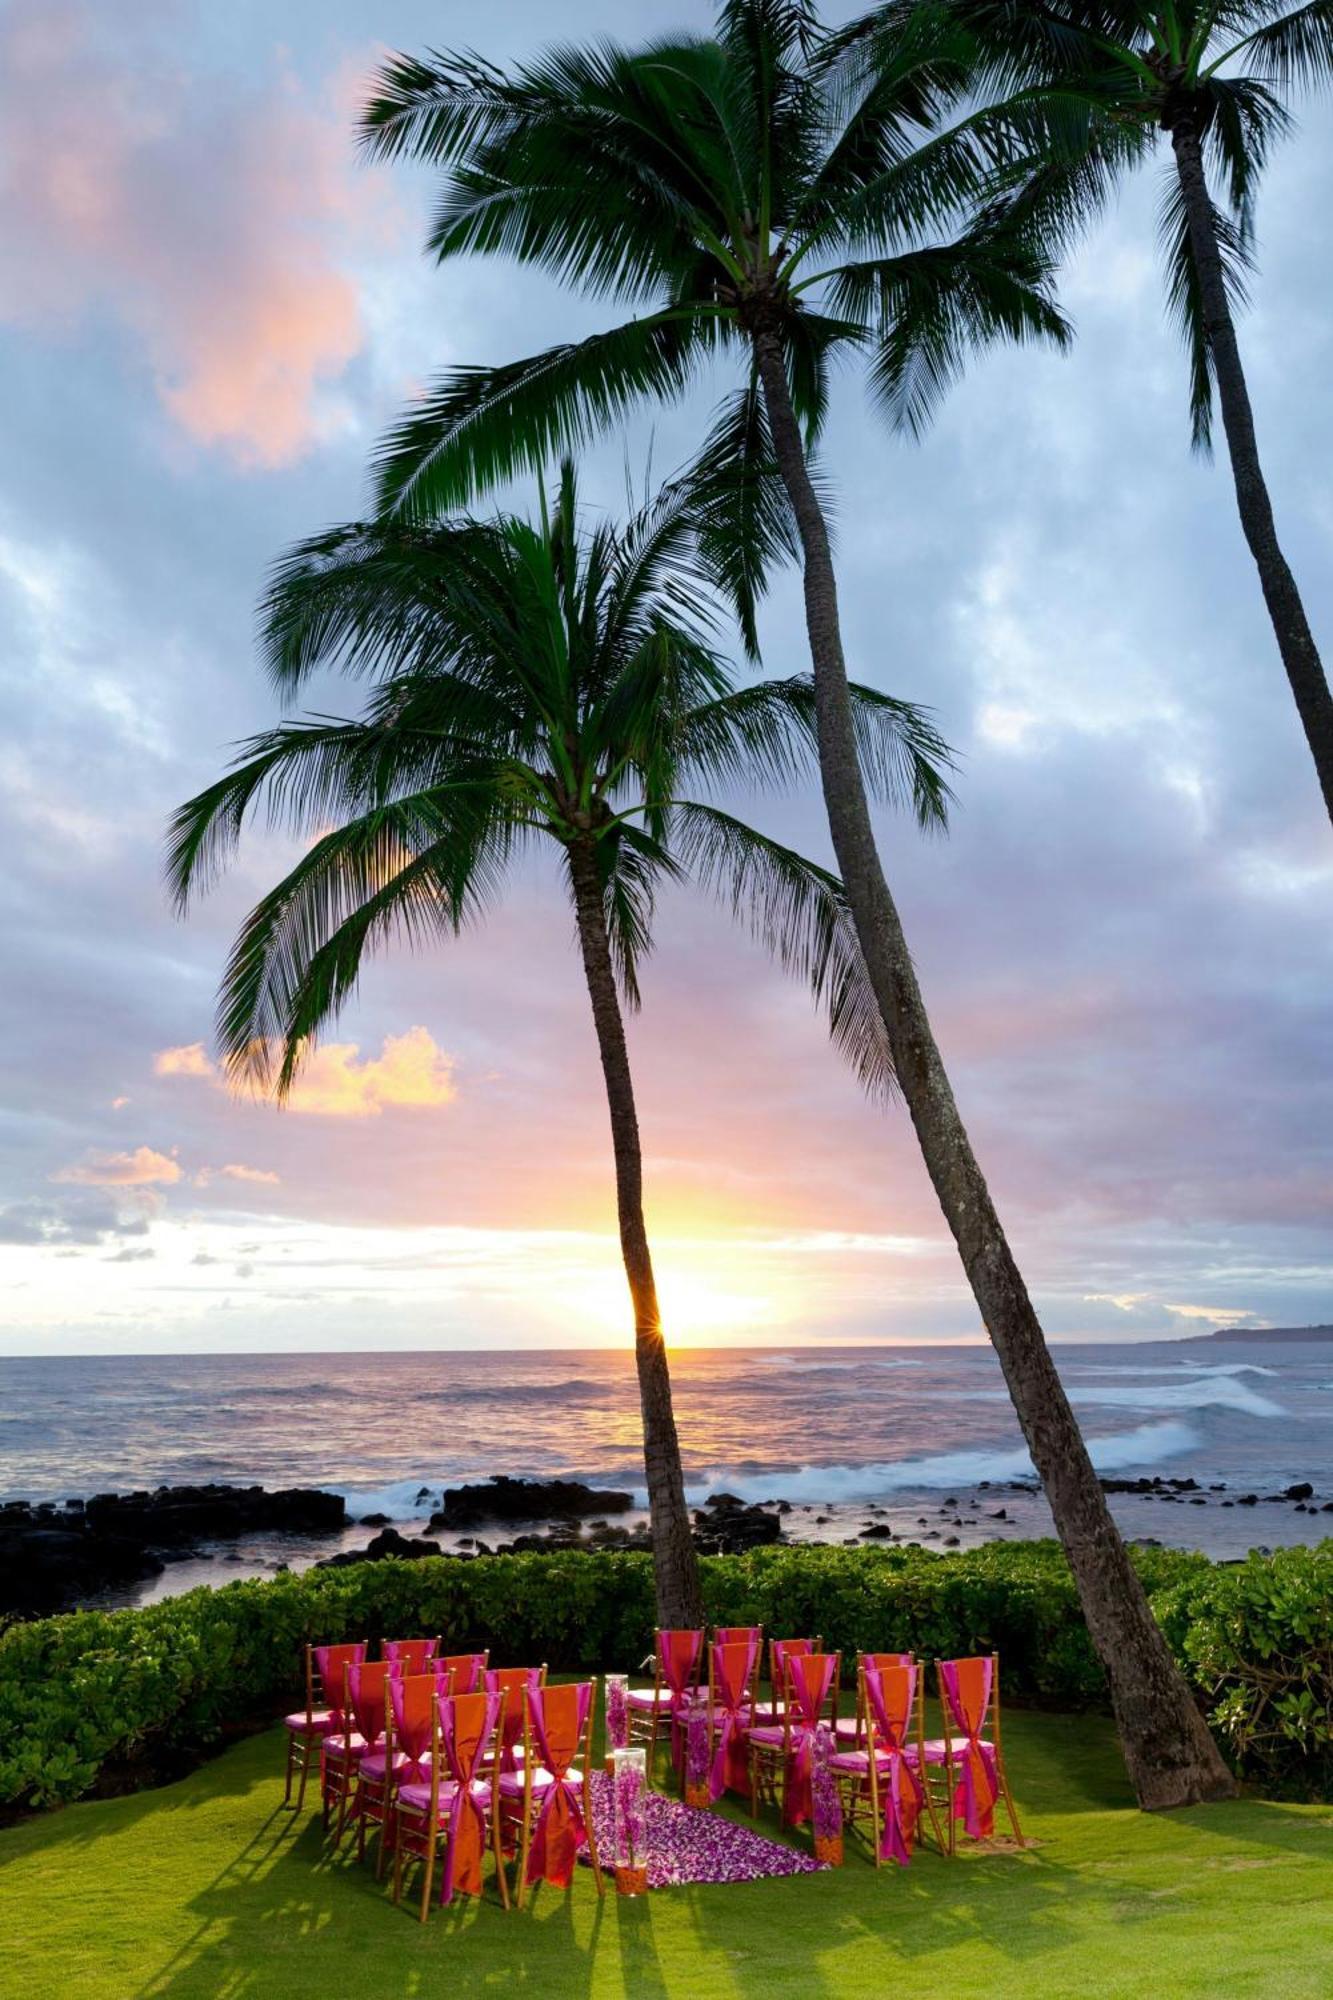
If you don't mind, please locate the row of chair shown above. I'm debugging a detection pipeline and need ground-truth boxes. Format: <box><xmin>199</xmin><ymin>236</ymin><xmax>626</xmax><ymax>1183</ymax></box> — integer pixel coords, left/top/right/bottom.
<box><xmin>627</xmin><ymin>1625</ymin><xmax>1022</xmax><ymax>1862</ymax></box>
<box><xmin>282</xmin><ymin>1640</ymin><xmax>604</xmax><ymax>1920</ymax></box>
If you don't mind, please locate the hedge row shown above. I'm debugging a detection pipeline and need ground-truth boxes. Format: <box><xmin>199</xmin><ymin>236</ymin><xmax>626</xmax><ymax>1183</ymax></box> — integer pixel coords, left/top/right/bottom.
<box><xmin>2</xmin><ymin>1539</ymin><xmax>1329</xmax><ymax>1811</ymax></box>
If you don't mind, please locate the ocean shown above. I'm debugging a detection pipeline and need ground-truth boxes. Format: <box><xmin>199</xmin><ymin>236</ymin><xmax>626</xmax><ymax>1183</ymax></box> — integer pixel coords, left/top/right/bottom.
<box><xmin>3</xmin><ymin>1338</ymin><xmax>1330</xmax><ymax>1606</ymax></box>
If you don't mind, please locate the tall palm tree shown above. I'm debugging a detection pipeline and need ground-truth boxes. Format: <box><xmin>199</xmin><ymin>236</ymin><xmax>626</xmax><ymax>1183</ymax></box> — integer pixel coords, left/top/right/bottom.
<box><xmin>924</xmin><ymin>0</ymin><xmax>1333</xmax><ymax>824</ymax></box>
<box><xmin>167</xmin><ymin>464</ymin><xmax>952</xmax><ymax>1627</ymax></box>
<box><xmin>358</xmin><ymin>1</ymin><xmax>1234</xmax><ymax>1803</ymax></box>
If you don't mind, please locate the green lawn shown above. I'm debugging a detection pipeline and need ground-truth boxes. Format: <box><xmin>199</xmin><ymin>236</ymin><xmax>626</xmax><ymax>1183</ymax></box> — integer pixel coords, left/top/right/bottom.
<box><xmin>2</xmin><ymin>1709</ymin><xmax>1330</xmax><ymax>2000</ymax></box>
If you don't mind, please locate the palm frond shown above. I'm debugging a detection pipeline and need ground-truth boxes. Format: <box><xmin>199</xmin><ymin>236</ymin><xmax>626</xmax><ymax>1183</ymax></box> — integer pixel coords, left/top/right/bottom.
<box><xmin>669</xmin><ymin>799</ymin><xmax>897</xmax><ymax>1098</ymax></box>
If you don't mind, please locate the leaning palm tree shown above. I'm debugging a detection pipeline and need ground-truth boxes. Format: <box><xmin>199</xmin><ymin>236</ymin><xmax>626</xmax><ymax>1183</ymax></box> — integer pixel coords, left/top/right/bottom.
<box><xmin>167</xmin><ymin>464</ymin><xmax>952</xmax><ymax>1627</ymax></box>
<box><xmin>358</xmin><ymin>1</ymin><xmax>1234</xmax><ymax>1802</ymax></box>
<box><xmin>922</xmin><ymin>0</ymin><xmax>1333</xmax><ymax>823</ymax></box>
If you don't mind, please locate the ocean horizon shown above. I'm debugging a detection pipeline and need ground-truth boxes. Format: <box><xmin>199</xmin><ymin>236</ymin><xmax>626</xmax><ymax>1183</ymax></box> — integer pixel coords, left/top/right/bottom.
<box><xmin>5</xmin><ymin>1333</ymin><xmax>1331</xmax><ymax>1605</ymax></box>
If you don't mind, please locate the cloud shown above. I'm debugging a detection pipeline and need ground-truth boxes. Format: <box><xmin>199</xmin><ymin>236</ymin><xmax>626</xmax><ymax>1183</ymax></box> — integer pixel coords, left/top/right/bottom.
<box><xmin>0</xmin><ymin>2</ymin><xmax>391</xmax><ymax>467</ymax></box>
<box><xmin>219</xmin><ymin>1162</ymin><xmax>281</xmax><ymax>1185</ymax></box>
<box><xmin>0</xmin><ymin>1193</ymin><xmax>152</xmax><ymax>1247</ymax></box>
<box><xmin>156</xmin><ymin>1025</ymin><xmax>457</xmax><ymax>1120</ymax></box>
<box><xmin>51</xmin><ymin>1145</ymin><xmax>181</xmax><ymax>1187</ymax></box>
<box><xmin>110</xmin><ymin>1095</ymin><xmax>129</xmax><ymax>1109</ymax></box>
<box><xmin>282</xmin><ymin>1028</ymin><xmax>458</xmax><ymax>1118</ymax></box>
<box><xmin>105</xmin><ymin>1245</ymin><xmax>155</xmax><ymax>1263</ymax></box>
<box><xmin>154</xmin><ymin>1043</ymin><xmax>214</xmax><ymax>1078</ymax></box>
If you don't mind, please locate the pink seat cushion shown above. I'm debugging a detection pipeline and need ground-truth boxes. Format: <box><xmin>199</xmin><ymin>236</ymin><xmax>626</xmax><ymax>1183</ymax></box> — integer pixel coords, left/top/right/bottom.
<box><xmin>748</xmin><ymin>1701</ymin><xmax>788</xmax><ymax>1723</ymax></box>
<box><xmin>827</xmin><ymin>1748</ymin><xmax>890</xmax><ymax>1772</ymax></box>
<box><xmin>284</xmin><ymin>1710</ymin><xmax>336</xmax><ymax>1735</ymax></box>
<box><xmin>627</xmin><ymin>1688</ymin><xmax>675</xmax><ymax>1711</ymax></box>
<box><xmin>833</xmin><ymin>1717</ymin><xmax>860</xmax><ymax>1743</ymax></box>
<box><xmin>322</xmin><ymin>1734</ymin><xmax>368</xmax><ymax>1764</ymax></box>
<box><xmin>920</xmin><ymin>1738</ymin><xmax>991</xmax><ymax>1762</ymax></box>
<box><xmin>357</xmin><ymin>1749</ymin><xmax>413</xmax><ymax>1781</ymax></box>
<box><xmin>746</xmin><ymin>1725</ymin><xmax>786</xmax><ymax>1748</ymax></box>
<box><xmin>396</xmin><ymin>1778</ymin><xmax>492</xmax><ymax>1818</ymax></box>
<box><xmin>497</xmin><ymin>1766</ymin><xmax>584</xmax><ymax>1796</ymax></box>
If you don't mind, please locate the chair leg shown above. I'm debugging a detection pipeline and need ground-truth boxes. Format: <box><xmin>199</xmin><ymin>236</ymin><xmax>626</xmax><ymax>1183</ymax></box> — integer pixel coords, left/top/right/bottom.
<box><xmin>282</xmin><ymin>1737</ymin><xmax>295</xmax><ymax>1807</ymax></box>
<box><xmin>391</xmin><ymin>1824</ymin><xmax>406</xmax><ymax>1907</ymax></box>
<box><xmin>998</xmin><ymin>1765</ymin><xmax>1024</xmax><ymax>1846</ymax></box>
<box><xmin>294</xmin><ymin>1741</ymin><xmax>312</xmax><ymax>1815</ymax></box>
<box><xmin>376</xmin><ymin>1802</ymin><xmax>394</xmax><ymax>1883</ymax></box>
<box><xmin>516</xmin><ymin>1805</ymin><xmax>532</xmax><ymax>1911</ymax></box>
<box><xmin>419</xmin><ymin>1833</ymin><xmax>436</xmax><ymax>1924</ymax></box>
<box><xmin>492</xmin><ymin>1818</ymin><xmax>512</xmax><ymax>1911</ymax></box>
<box><xmin>584</xmin><ymin>1781</ymin><xmax>605</xmax><ymax>1898</ymax></box>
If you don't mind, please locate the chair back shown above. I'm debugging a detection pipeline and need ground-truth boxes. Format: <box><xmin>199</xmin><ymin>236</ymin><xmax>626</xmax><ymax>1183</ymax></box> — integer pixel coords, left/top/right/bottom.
<box><xmin>311</xmin><ymin>1641</ymin><xmax>367</xmax><ymax>1715</ymax></box>
<box><xmin>785</xmin><ymin>1650</ymin><xmax>839</xmax><ymax>1731</ymax></box>
<box><xmin>710</xmin><ymin>1637</ymin><xmax>758</xmax><ymax>1714</ymax></box>
<box><xmin>525</xmin><ymin>1680</ymin><xmax>594</xmax><ymax>1781</ymax></box>
<box><xmin>433</xmin><ymin>1688</ymin><xmax>502</xmax><ymax>1793</ymax></box>
<box><xmin>389</xmin><ymin>1669</ymin><xmax>447</xmax><ymax>1768</ymax></box>
<box><xmin>383</xmin><ymin>1637</ymin><xmax>439</xmax><ymax>1673</ymax></box>
<box><xmin>863</xmin><ymin>1661</ymin><xmax>917</xmax><ymax>1752</ymax></box>
<box><xmin>861</xmin><ymin>1651</ymin><xmax>912</xmax><ymax>1673</ymax></box>
<box><xmin>346</xmin><ymin>1661</ymin><xmax>395</xmax><ymax>1747</ymax></box>
<box><xmin>486</xmin><ymin>1665</ymin><xmax>547</xmax><ymax>1771</ymax></box>
<box><xmin>438</xmin><ymin>1650</ymin><xmax>488</xmax><ymax>1695</ymax></box>
<box><xmin>714</xmin><ymin>1624</ymin><xmax>762</xmax><ymax>1650</ymax></box>
<box><xmin>938</xmin><ymin>1655</ymin><xmax>996</xmax><ymax>1742</ymax></box>
<box><xmin>770</xmin><ymin>1636</ymin><xmax>818</xmax><ymax>1696</ymax></box>
<box><xmin>655</xmin><ymin>1628</ymin><xmax>704</xmax><ymax>1699</ymax></box>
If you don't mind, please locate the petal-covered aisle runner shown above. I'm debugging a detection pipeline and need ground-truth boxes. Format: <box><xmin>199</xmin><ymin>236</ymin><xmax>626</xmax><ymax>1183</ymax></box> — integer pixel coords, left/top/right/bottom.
<box><xmin>586</xmin><ymin>1772</ymin><xmax>825</xmax><ymax>1889</ymax></box>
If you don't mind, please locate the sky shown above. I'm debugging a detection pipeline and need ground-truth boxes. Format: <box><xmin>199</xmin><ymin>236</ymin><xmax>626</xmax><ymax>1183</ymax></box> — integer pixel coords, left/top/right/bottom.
<box><xmin>0</xmin><ymin>0</ymin><xmax>1330</xmax><ymax>1358</ymax></box>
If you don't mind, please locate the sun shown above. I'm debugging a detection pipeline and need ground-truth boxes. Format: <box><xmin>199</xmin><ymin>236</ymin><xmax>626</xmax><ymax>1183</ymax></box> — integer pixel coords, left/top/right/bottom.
<box><xmin>562</xmin><ymin>1260</ymin><xmax>783</xmax><ymax>1347</ymax></box>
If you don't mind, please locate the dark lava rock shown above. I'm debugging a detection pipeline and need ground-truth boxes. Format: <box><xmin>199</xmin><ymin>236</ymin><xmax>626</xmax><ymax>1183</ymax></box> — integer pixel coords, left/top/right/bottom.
<box><xmin>692</xmin><ymin>1493</ymin><xmax>783</xmax><ymax>1556</ymax></box>
<box><xmin>318</xmin><ymin>1527</ymin><xmax>443</xmax><ymax>1568</ymax></box>
<box><xmin>83</xmin><ymin>1483</ymin><xmax>345</xmax><ymax>1545</ymax></box>
<box><xmin>1284</xmin><ymin>1482</ymin><xmax>1315</xmax><ymax>1502</ymax></box>
<box><xmin>943</xmin><ymin>1536</ymin><xmax>960</xmax><ymax>1547</ymax></box>
<box><xmin>429</xmin><ymin>1475</ymin><xmax>633</xmax><ymax>1531</ymax></box>
<box><xmin>990</xmin><ymin>1508</ymin><xmax>1008</xmax><ymax>1520</ymax></box>
<box><xmin>0</xmin><ymin>1482</ymin><xmax>346</xmax><ymax>1619</ymax></box>
<box><xmin>1189</xmin><ymin>1497</ymin><xmax>1208</xmax><ymax>1506</ymax></box>
<box><xmin>359</xmin><ymin>1512</ymin><xmax>391</xmax><ymax>1528</ymax></box>
<box><xmin>859</xmin><ymin>1523</ymin><xmax>894</xmax><ymax>1539</ymax></box>
<box><xmin>1237</xmin><ymin>1494</ymin><xmax>1259</xmax><ymax>1506</ymax></box>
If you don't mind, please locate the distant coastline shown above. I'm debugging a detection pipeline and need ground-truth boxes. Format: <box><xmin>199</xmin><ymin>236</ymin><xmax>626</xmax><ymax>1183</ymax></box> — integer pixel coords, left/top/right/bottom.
<box><xmin>1188</xmin><ymin>1324</ymin><xmax>1333</xmax><ymax>1344</ymax></box>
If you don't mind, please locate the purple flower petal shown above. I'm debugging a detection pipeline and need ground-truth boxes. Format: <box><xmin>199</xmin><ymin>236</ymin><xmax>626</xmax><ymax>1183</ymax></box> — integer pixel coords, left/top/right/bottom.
<box><xmin>588</xmin><ymin>1771</ymin><xmax>825</xmax><ymax>1889</ymax></box>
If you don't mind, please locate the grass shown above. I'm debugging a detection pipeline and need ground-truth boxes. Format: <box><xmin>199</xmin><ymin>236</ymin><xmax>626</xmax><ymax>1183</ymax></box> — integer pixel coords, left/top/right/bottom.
<box><xmin>2</xmin><ymin>1708</ymin><xmax>1330</xmax><ymax>2000</ymax></box>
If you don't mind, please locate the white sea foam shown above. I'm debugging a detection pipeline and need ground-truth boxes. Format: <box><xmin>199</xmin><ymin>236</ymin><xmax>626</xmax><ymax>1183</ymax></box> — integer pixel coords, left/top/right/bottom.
<box><xmin>324</xmin><ymin>1477</ymin><xmax>442</xmax><ymax>1521</ymax></box>
<box><xmin>939</xmin><ymin>1377</ymin><xmax>1284</xmax><ymax>1418</ymax></box>
<box><xmin>1072</xmin><ymin>1362</ymin><xmax>1278</xmax><ymax>1380</ymax></box>
<box><xmin>675</xmin><ymin>1419</ymin><xmax>1199</xmax><ymax>1506</ymax></box>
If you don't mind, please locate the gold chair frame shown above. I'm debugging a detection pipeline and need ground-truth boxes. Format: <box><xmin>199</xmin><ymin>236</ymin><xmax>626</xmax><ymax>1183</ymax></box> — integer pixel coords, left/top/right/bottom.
<box><xmin>391</xmin><ymin>1691</ymin><xmax>511</xmax><ymax>1923</ymax></box>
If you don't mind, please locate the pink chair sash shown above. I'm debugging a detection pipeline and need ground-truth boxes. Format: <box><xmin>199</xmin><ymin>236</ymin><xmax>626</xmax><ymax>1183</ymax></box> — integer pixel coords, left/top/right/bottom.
<box><xmin>940</xmin><ymin>1658</ymin><xmax>999</xmax><ymax>1838</ymax></box>
<box><xmin>780</xmin><ymin>1653</ymin><xmax>837</xmax><ymax>1825</ymax></box>
<box><xmin>865</xmin><ymin>1664</ymin><xmax>924</xmax><ymax>1865</ymax></box>
<box><xmin>658</xmin><ymin>1629</ymin><xmax>703</xmax><ymax>1771</ymax></box>
<box><xmin>390</xmin><ymin>1669</ymin><xmax>448</xmax><ymax>1770</ymax></box>
<box><xmin>487</xmin><ymin>1668</ymin><xmax>543</xmax><ymax>1773</ymax></box>
<box><xmin>383</xmin><ymin>1638</ymin><xmax>437</xmax><ymax>1673</ymax></box>
<box><xmin>345</xmin><ymin>1663</ymin><xmax>395</xmax><ymax>1748</ymax></box>
<box><xmin>710</xmin><ymin>1639</ymin><xmax>757</xmax><ymax>1800</ymax></box>
<box><xmin>435</xmin><ymin>1690</ymin><xmax>501</xmax><ymax>1903</ymax></box>
<box><xmin>313</xmin><ymin>1642</ymin><xmax>366</xmax><ymax>1725</ymax></box>
<box><xmin>524</xmin><ymin>1682</ymin><xmax>592</xmax><ymax>1891</ymax></box>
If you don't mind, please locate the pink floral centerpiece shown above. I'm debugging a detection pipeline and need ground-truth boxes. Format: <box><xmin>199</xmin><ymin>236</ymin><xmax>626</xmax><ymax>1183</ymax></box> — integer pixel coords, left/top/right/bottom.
<box><xmin>811</xmin><ymin>1721</ymin><xmax>844</xmax><ymax>1866</ymax></box>
<box><xmin>611</xmin><ymin>1747</ymin><xmax>650</xmax><ymax>1894</ymax></box>
<box><xmin>684</xmin><ymin>1699</ymin><xmax>711</xmax><ymax>1809</ymax></box>
<box><xmin>604</xmin><ymin>1673</ymin><xmax>629</xmax><ymax>1773</ymax></box>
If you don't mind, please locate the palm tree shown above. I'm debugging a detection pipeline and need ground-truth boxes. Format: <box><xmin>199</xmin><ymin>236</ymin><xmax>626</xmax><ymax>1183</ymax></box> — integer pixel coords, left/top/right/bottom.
<box><xmin>357</xmin><ymin>1</ymin><xmax>1234</xmax><ymax>1804</ymax></box>
<box><xmin>167</xmin><ymin>464</ymin><xmax>953</xmax><ymax>1628</ymax></box>
<box><xmin>926</xmin><ymin>0</ymin><xmax>1333</xmax><ymax>824</ymax></box>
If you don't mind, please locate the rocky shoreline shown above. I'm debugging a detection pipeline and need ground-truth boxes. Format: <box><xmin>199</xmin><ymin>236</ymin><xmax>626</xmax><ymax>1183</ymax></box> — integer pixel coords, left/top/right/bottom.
<box><xmin>3</xmin><ymin>1468</ymin><xmax>1330</xmax><ymax>1620</ymax></box>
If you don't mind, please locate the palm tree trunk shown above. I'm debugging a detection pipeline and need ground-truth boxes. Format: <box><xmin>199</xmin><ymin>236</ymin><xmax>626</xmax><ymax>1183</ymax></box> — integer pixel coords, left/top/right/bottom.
<box><xmin>1171</xmin><ymin>117</ymin><xmax>1333</xmax><ymax>827</ymax></box>
<box><xmin>566</xmin><ymin>833</ymin><xmax>704</xmax><ymax>1627</ymax></box>
<box><xmin>752</xmin><ymin>323</ymin><xmax>1233</xmax><ymax>1808</ymax></box>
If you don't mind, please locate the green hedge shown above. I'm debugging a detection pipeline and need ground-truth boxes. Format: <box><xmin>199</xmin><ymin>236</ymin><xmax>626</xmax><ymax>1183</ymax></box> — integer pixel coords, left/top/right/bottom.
<box><xmin>1</xmin><ymin>1540</ymin><xmax>1328</xmax><ymax>1812</ymax></box>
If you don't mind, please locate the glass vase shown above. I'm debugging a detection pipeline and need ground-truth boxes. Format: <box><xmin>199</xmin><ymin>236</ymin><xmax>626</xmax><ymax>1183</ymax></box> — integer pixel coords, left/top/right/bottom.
<box><xmin>610</xmin><ymin>1747</ymin><xmax>650</xmax><ymax>1895</ymax></box>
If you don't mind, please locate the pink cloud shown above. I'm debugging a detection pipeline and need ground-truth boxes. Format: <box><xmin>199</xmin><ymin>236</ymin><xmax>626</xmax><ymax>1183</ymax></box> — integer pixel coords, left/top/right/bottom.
<box><xmin>219</xmin><ymin>1163</ymin><xmax>281</xmax><ymax>1185</ymax></box>
<box><xmin>52</xmin><ymin>1145</ymin><xmax>182</xmax><ymax>1187</ymax></box>
<box><xmin>154</xmin><ymin>1043</ymin><xmax>215</xmax><ymax>1079</ymax></box>
<box><xmin>0</xmin><ymin>2</ymin><xmax>393</xmax><ymax>467</ymax></box>
<box><xmin>282</xmin><ymin>1027</ymin><xmax>457</xmax><ymax>1119</ymax></box>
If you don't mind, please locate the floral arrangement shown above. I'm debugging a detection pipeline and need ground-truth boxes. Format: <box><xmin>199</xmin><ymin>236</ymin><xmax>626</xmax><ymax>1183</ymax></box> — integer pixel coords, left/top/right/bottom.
<box><xmin>811</xmin><ymin>1721</ymin><xmax>843</xmax><ymax>1866</ymax></box>
<box><xmin>611</xmin><ymin>1748</ymin><xmax>649</xmax><ymax>1894</ymax></box>
<box><xmin>684</xmin><ymin>1699</ymin><xmax>711</xmax><ymax>1809</ymax></box>
<box><xmin>604</xmin><ymin>1673</ymin><xmax>629</xmax><ymax>1768</ymax></box>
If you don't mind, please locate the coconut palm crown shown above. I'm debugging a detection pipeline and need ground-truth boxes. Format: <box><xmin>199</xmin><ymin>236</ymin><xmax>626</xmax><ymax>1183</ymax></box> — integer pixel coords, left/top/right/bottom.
<box><xmin>358</xmin><ymin>0</ymin><xmax>1070</xmax><ymax>640</ymax></box>
<box><xmin>913</xmin><ymin>0</ymin><xmax>1333</xmax><ymax>821</ymax></box>
<box><xmin>167</xmin><ymin>463</ymin><xmax>953</xmax><ymax>1622</ymax></box>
